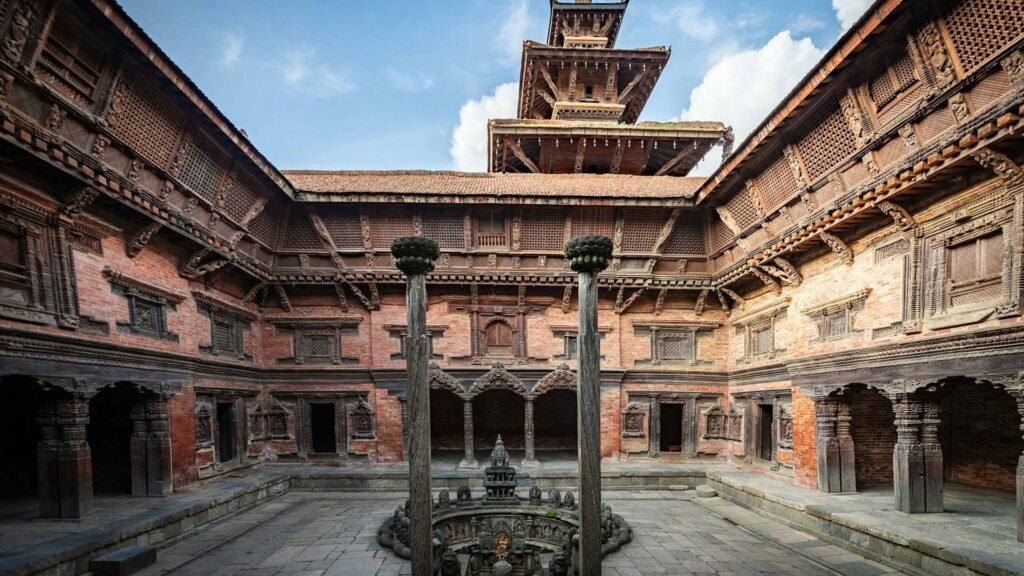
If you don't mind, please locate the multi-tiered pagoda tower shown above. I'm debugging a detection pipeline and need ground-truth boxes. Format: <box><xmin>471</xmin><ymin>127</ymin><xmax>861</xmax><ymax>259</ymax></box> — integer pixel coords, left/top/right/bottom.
<box><xmin>489</xmin><ymin>0</ymin><xmax>732</xmax><ymax>176</ymax></box>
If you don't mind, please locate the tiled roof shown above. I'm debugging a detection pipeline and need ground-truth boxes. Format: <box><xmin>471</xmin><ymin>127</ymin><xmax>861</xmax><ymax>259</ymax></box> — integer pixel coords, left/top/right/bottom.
<box><xmin>284</xmin><ymin>171</ymin><xmax>705</xmax><ymax>199</ymax></box>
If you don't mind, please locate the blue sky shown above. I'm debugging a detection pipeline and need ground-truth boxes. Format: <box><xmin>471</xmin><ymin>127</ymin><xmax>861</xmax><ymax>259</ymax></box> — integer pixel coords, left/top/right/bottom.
<box><xmin>118</xmin><ymin>0</ymin><xmax>872</xmax><ymax>173</ymax></box>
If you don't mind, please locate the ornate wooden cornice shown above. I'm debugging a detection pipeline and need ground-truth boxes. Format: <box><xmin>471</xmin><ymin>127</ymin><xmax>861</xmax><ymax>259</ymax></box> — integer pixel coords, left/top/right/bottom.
<box><xmin>730</xmin><ymin>297</ymin><xmax>790</xmax><ymax>326</ymax></box>
<box><xmin>102</xmin><ymin>267</ymin><xmax>186</xmax><ymax>303</ymax></box>
<box><xmin>191</xmin><ymin>290</ymin><xmax>260</xmax><ymax>320</ymax></box>
<box><xmin>800</xmin><ymin>288</ymin><xmax>872</xmax><ymax>316</ymax></box>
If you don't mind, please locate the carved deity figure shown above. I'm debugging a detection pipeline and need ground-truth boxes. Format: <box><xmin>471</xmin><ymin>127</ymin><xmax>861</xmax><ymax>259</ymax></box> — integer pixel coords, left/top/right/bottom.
<box><xmin>438</xmin><ymin>549</ymin><xmax>460</xmax><ymax>576</ymax></box>
<box><xmin>437</xmin><ymin>489</ymin><xmax>450</xmax><ymax>508</ymax></box>
<box><xmin>548</xmin><ymin>488</ymin><xmax>561</xmax><ymax>507</ymax></box>
<box><xmin>549</xmin><ymin>552</ymin><xmax>570</xmax><ymax>576</ymax></box>
<box><xmin>457</xmin><ymin>485</ymin><xmax>471</xmax><ymax>504</ymax></box>
<box><xmin>528</xmin><ymin>485</ymin><xmax>542</xmax><ymax>504</ymax></box>
<box><xmin>562</xmin><ymin>491</ymin><xmax>576</xmax><ymax>509</ymax></box>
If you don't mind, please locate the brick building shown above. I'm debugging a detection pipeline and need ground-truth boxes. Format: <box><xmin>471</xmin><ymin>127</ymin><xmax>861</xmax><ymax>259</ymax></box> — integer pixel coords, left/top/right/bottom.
<box><xmin>1</xmin><ymin>0</ymin><xmax>1024</xmax><ymax>552</ymax></box>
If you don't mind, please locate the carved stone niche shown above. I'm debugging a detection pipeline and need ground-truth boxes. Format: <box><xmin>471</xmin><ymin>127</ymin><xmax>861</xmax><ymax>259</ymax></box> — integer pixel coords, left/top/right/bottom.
<box><xmin>726</xmin><ymin>408</ymin><xmax>743</xmax><ymax>441</ymax></box>
<box><xmin>248</xmin><ymin>400</ymin><xmax>266</xmax><ymax>442</ymax></box>
<box><xmin>349</xmin><ymin>398</ymin><xmax>375</xmax><ymax>440</ymax></box>
<box><xmin>621</xmin><ymin>402</ymin><xmax>647</xmax><ymax>438</ymax></box>
<box><xmin>801</xmin><ymin>288</ymin><xmax>871</xmax><ymax>344</ymax></box>
<box><xmin>703</xmin><ymin>406</ymin><xmax>727</xmax><ymax>439</ymax></box>
<box><xmin>195</xmin><ymin>400</ymin><xmax>214</xmax><ymax>447</ymax></box>
<box><xmin>104</xmin><ymin>267</ymin><xmax>184</xmax><ymax>342</ymax></box>
<box><xmin>778</xmin><ymin>405</ymin><xmax>794</xmax><ymax>449</ymax></box>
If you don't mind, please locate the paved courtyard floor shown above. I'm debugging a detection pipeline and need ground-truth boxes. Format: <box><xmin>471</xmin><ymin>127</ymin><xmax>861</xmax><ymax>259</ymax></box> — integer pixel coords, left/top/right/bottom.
<box><xmin>136</xmin><ymin>491</ymin><xmax>906</xmax><ymax>576</ymax></box>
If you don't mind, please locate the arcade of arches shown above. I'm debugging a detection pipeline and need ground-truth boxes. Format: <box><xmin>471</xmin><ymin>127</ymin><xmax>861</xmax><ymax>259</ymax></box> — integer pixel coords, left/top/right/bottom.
<box><xmin>3</xmin><ymin>0</ymin><xmax>1024</xmax><ymax>574</ymax></box>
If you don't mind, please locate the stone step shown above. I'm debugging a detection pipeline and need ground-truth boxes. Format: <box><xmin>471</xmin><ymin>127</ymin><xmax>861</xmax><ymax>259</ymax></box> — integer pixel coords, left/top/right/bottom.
<box><xmin>89</xmin><ymin>545</ymin><xmax>156</xmax><ymax>576</ymax></box>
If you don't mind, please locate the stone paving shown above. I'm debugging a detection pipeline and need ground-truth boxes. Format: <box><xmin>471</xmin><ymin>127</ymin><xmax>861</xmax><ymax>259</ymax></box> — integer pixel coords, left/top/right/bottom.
<box><xmin>136</xmin><ymin>491</ymin><xmax>906</xmax><ymax>576</ymax></box>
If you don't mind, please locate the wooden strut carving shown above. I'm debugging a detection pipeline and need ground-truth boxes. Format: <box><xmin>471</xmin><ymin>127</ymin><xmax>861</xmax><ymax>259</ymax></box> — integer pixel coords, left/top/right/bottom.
<box><xmin>345</xmin><ymin>281</ymin><xmax>374</xmax><ymax>311</ymax></box>
<box><xmin>61</xmin><ymin>187</ymin><xmax>99</xmax><ymax>218</ymax></box>
<box><xmin>179</xmin><ymin>248</ymin><xmax>231</xmax><ymax>280</ymax></box>
<box><xmin>714</xmin><ymin>289</ymin><xmax>731</xmax><ymax>314</ymax></box>
<box><xmin>972</xmin><ymin>147</ymin><xmax>1024</xmax><ymax>189</ymax></box>
<box><xmin>615</xmin><ymin>287</ymin><xmax>645</xmax><ymax>314</ymax></box>
<box><xmin>574</xmin><ymin>138</ymin><xmax>586</xmax><ymax>173</ymax></box>
<box><xmin>126</xmin><ymin>221</ymin><xmax>161</xmax><ymax>259</ymax></box>
<box><xmin>273</xmin><ymin>284</ymin><xmax>291</xmax><ymax>312</ymax></box>
<box><xmin>334</xmin><ymin>283</ymin><xmax>349</xmax><ymax>312</ymax></box>
<box><xmin>750</xmin><ymin>266</ymin><xmax>781</xmax><ymax>291</ymax></box>
<box><xmin>875</xmin><ymin>200</ymin><xmax>918</xmax><ymax>232</ymax></box>
<box><xmin>242</xmin><ymin>282</ymin><xmax>268</xmax><ymax>304</ymax></box>
<box><xmin>694</xmin><ymin>289</ymin><xmax>708</xmax><ymax>315</ymax></box>
<box><xmin>505</xmin><ymin>138</ymin><xmax>539</xmax><ymax>173</ymax></box>
<box><xmin>720</xmin><ymin>287</ymin><xmax>745</xmax><ymax>307</ymax></box>
<box><xmin>819</xmin><ymin>231</ymin><xmax>854</xmax><ymax>265</ymax></box>
<box><xmin>654</xmin><ymin>288</ymin><xmax>667</xmax><ymax>315</ymax></box>
<box><xmin>562</xmin><ymin>284</ymin><xmax>572</xmax><ymax>313</ymax></box>
<box><xmin>760</xmin><ymin>257</ymin><xmax>802</xmax><ymax>286</ymax></box>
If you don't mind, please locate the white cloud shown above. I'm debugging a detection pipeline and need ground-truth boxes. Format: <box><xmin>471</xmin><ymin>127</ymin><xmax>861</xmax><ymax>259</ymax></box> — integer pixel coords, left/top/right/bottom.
<box><xmin>791</xmin><ymin>13</ymin><xmax>826</xmax><ymax>34</ymax></box>
<box><xmin>496</xmin><ymin>0</ymin><xmax>530</xmax><ymax>67</ymax></box>
<box><xmin>387</xmin><ymin>69</ymin><xmax>435</xmax><ymax>93</ymax></box>
<box><xmin>221</xmin><ymin>32</ymin><xmax>243</xmax><ymax>67</ymax></box>
<box><xmin>832</xmin><ymin>0</ymin><xmax>873</xmax><ymax>31</ymax></box>
<box><xmin>678</xmin><ymin>31</ymin><xmax>825</xmax><ymax>175</ymax></box>
<box><xmin>655</xmin><ymin>1</ymin><xmax>719</xmax><ymax>41</ymax></box>
<box><xmin>450</xmin><ymin>82</ymin><xmax>519</xmax><ymax>172</ymax></box>
<box><xmin>275</xmin><ymin>48</ymin><xmax>355</xmax><ymax>98</ymax></box>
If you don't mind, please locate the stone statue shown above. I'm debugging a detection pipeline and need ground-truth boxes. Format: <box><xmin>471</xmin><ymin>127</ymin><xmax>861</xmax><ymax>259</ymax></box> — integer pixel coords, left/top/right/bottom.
<box><xmin>549</xmin><ymin>551</ymin><xmax>570</xmax><ymax>576</ymax></box>
<box><xmin>548</xmin><ymin>488</ymin><xmax>561</xmax><ymax>507</ymax></box>
<box><xmin>456</xmin><ymin>485</ymin><xmax>471</xmax><ymax>504</ymax></box>
<box><xmin>437</xmin><ymin>489</ymin><xmax>450</xmax><ymax>508</ymax></box>
<box><xmin>492</xmin><ymin>560</ymin><xmax>514</xmax><ymax>576</ymax></box>
<box><xmin>528</xmin><ymin>485</ymin><xmax>542</xmax><ymax>505</ymax></box>
<box><xmin>396</xmin><ymin>516</ymin><xmax>411</xmax><ymax>546</ymax></box>
<box><xmin>438</xmin><ymin>548</ymin><xmax>460</xmax><ymax>576</ymax></box>
<box><xmin>562</xmin><ymin>490</ymin><xmax>575</xmax><ymax>509</ymax></box>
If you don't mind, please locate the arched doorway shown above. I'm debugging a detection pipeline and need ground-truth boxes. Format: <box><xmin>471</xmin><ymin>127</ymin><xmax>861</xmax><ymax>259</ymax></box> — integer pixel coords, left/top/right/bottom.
<box><xmin>430</xmin><ymin>389</ymin><xmax>464</xmax><ymax>464</ymax></box>
<box><xmin>942</xmin><ymin>377</ymin><xmax>1020</xmax><ymax>492</ymax></box>
<box><xmin>88</xmin><ymin>384</ymin><xmax>141</xmax><ymax>495</ymax></box>
<box><xmin>534</xmin><ymin>389</ymin><xmax>577</xmax><ymax>457</ymax></box>
<box><xmin>0</xmin><ymin>375</ymin><xmax>43</xmax><ymax>516</ymax></box>
<box><xmin>473</xmin><ymin>390</ymin><xmax>525</xmax><ymax>453</ymax></box>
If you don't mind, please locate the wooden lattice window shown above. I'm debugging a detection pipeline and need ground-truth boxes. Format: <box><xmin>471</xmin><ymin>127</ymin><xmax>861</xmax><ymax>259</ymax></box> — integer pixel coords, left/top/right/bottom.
<box><xmin>521</xmin><ymin>207</ymin><xmax>564</xmax><ymax>251</ymax></box>
<box><xmin>422</xmin><ymin>206</ymin><xmax>465</xmax><ymax>250</ymax></box>
<box><xmin>281</xmin><ymin>207</ymin><xmax>321</xmax><ymax>251</ymax></box>
<box><xmin>318</xmin><ymin>205</ymin><xmax>363</xmax><ymax>249</ymax></box>
<box><xmin>943</xmin><ymin>0</ymin><xmax>1024</xmax><ymax>73</ymax></box>
<box><xmin>869</xmin><ymin>52</ymin><xmax>918</xmax><ymax>110</ymax></box>
<box><xmin>178</xmin><ymin>133</ymin><xmax>229</xmax><ymax>202</ymax></box>
<box><xmin>663</xmin><ymin>211</ymin><xmax>706</xmax><ymax>255</ymax></box>
<box><xmin>621</xmin><ymin>208</ymin><xmax>663</xmax><ymax>253</ymax></box>
<box><xmin>248</xmin><ymin>199</ymin><xmax>281</xmax><ymax>247</ymax></box>
<box><xmin>723</xmin><ymin>189</ymin><xmax>760</xmax><ymax>231</ymax></box>
<box><xmin>710</xmin><ymin>217</ymin><xmax>733</xmax><ymax>253</ymax></box>
<box><xmin>563</xmin><ymin>334</ymin><xmax>578</xmax><ymax>360</ymax></box>
<box><xmin>109</xmin><ymin>74</ymin><xmax>186</xmax><ymax>168</ymax></box>
<box><xmin>795</xmin><ymin>103</ymin><xmax>857</xmax><ymax>183</ymax></box>
<box><xmin>571</xmin><ymin>207</ymin><xmax>614</xmax><ymax>238</ymax></box>
<box><xmin>199</xmin><ymin>302</ymin><xmax>251</xmax><ymax>360</ymax></box>
<box><xmin>365</xmin><ymin>206</ymin><xmax>413</xmax><ymax>248</ymax></box>
<box><xmin>754</xmin><ymin>156</ymin><xmax>800</xmax><ymax>213</ymax></box>
<box><xmin>476</xmin><ymin>208</ymin><xmax>506</xmax><ymax>248</ymax></box>
<box><xmin>0</xmin><ymin>227</ymin><xmax>26</xmax><ymax>293</ymax></box>
<box><xmin>655</xmin><ymin>331</ymin><xmax>694</xmax><ymax>362</ymax></box>
<box><xmin>750</xmin><ymin>322</ymin><xmax>773</xmax><ymax>356</ymax></box>
<box><xmin>38</xmin><ymin>15</ymin><xmax>107</xmax><ymax>105</ymax></box>
<box><xmin>109</xmin><ymin>283</ymin><xmax>178</xmax><ymax>343</ymax></box>
<box><xmin>484</xmin><ymin>320</ymin><xmax>513</xmax><ymax>356</ymax></box>
<box><xmin>221</xmin><ymin>173</ymin><xmax>263</xmax><ymax>223</ymax></box>
<box><xmin>948</xmin><ymin>231</ymin><xmax>1004</xmax><ymax>307</ymax></box>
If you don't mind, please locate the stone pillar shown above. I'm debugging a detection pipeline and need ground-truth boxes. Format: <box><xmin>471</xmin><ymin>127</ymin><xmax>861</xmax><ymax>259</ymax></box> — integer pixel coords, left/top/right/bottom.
<box><xmin>37</xmin><ymin>393</ymin><xmax>93</xmax><ymax>518</ymax></box>
<box><xmin>566</xmin><ymin>235</ymin><xmax>612</xmax><ymax>576</ymax></box>
<box><xmin>458</xmin><ymin>398</ymin><xmax>478</xmax><ymax>469</ymax></box>
<box><xmin>891</xmin><ymin>392</ymin><xmax>943</xmax><ymax>513</ymax></box>
<box><xmin>813</xmin><ymin>394</ymin><xmax>856</xmax><ymax>493</ymax></box>
<box><xmin>392</xmin><ymin>236</ymin><xmax>439</xmax><ymax>576</ymax></box>
<box><xmin>522</xmin><ymin>397</ymin><xmax>540</xmax><ymax>468</ymax></box>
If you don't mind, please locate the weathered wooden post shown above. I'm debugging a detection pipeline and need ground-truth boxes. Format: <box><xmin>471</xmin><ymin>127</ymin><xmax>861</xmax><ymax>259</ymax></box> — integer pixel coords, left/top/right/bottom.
<box><xmin>565</xmin><ymin>235</ymin><xmax>612</xmax><ymax>575</ymax></box>
<box><xmin>392</xmin><ymin>236</ymin><xmax>439</xmax><ymax>576</ymax></box>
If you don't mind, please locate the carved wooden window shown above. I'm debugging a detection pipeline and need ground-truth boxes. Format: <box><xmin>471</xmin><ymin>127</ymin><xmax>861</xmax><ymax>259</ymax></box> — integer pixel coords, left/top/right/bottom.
<box><xmin>869</xmin><ymin>52</ymin><xmax>918</xmax><ymax>111</ymax></box>
<box><xmin>621</xmin><ymin>208</ymin><xmax>663</xmax><ymax>253</ymax></box>
<box><xmin>656</xmin><ymin>332</ymin><xmax>693</xmax><ymax>362</ymax></box>
<box><xmin>794</xmin><ymin>103</ymin><xmax>856</xmax><ymax>183</ymax></box>
<box><xmin>318</xmin><ymin>205</ymin><xmax>363</xmax><ymax>249</ymax></box>
<box><xmin>947</xmin><ymin>231</ymin><xmax>1004</xmax><ymax>308</ymax></box>
<box><xmin>422</xmin><ymin>206</ymin><xmax>465</xmax><ymax>250</ymax></box>
<box><xmin>112</xmin><ymin>287</ymin><xmax>177</xmax><ymax>342</ymax></box>
<box><xmin>521</xmin><ymin>207</ymin><xmax>564</xmax><ymax>251</ymax></box>
<box><xmin>484</xmin><ymin>320</ymin><xmax>514</xmax><ymax>356</ymax></box>
<box><xmin>564</xmin><ymin>334</ymin><xmax>577</xmax><ymax>360</ymax></box>
<box><xmin>943</xmin><ymin>0</ymin><xmax>1024</xmax><ymax>74</ymax></box>
<box><xmin>280</xmin><ymin>324</ymin><xmax>360</xmax><ymax>365</ymax></box>
<box><xmin>476</xmin><ymin>208</ymin><xmax>507</xmax><ymax>248</ymax></box>
<box><xmin>0</xmin><ymin>227</ymin><xmax>28</xmax><ymax>301</ymax></box>
<box><xmin>749</xmin><ymin>321</ymin><xmax>774</xmax><ymax>357</ymax></box>
<box><xmin>663</xmin><ymin>211</ymin><xmax>706</xmax><ymax>255</ymax></box>
<box><xmin>391</xmin><ymin>331</ymin><xmax>440</xmax><ymax>360</ymax></box>
<box><xmin>198</xmin><ymin>303</ymin><xmax>251</xmax><ymax>360</ymax></box>
<box><xmin>109</xmin><ymin>73</ymin><xmax>186</xmax><ymax>168</ymax></box>
<box><xmin>38</xmin><ymin>15</ymin><xmax>107</xmax><ymax>105</ymax></box>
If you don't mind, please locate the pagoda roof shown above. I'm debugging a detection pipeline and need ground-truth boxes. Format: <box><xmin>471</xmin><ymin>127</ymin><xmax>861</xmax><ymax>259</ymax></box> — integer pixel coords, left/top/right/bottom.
<box><xmin>518</xmin><ymin>42</ymin><xmax>670</xmax><ymax>123</ymax></box>
<box><xmin>490</xmin><ymin>119</ymin><xmax>729</xmax><ymax>137</ymax></box>
<box><xmin>284</xmin><ymin>171</ymin><xmax>704</xmax><ymax>204</ymax></box>
<box><xmin>548</xmin><ymin>0</ymin><xmax>629</xmax><ymax>48</ymax></box>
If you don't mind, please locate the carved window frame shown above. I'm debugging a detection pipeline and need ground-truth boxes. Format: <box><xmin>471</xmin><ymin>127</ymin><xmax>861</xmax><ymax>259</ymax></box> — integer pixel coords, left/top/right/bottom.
<box><xmin>620</xmin><ymin>402</ymin><xmax>647</xmax><ymax>438</ymax></box>
<box><xmin>802</xmin><ymin>289</ymin><xmax>871</xmax><ymax>344</ymax></box>
<box><xmin>732</xmin><ymin>301</ymin><xmax>788</xmax><ymax>362</ymax></box>
<box><xmin>198</xmin><ymin>302</ymin><xmax>252</xmax><ymax>361</ymax></box>
<box><xmin>273</xmin><ymin>321</ymin><xmax>361</xmax><ymax>365</ymax></box>
<box><xmin>943</xmin><ymin>227</ymin><xmax>1006</xmax><ymax>311</ymax></box>
<box><xmin>109</xmin><ymin>282</ymin><xmax>179</xmax><ymax>342</ymax></box>
<box><xmin>474</xmin><ymin>207</ymin><xmax>508</xmax><ymax>249</ymax></box>
<box><xmin>387</xmin><ymin>324</ymin><xmax>445</xmax><ymax>360</ymax></box>
<box><xmin>37</xmin><ymin>7</ymin><xmax>114</xmax><ymax>110</ymax></box>
<box><xmin>632</xmin><ymin>324</ymin><xmax>714</xmax><ymax>366</ymax></box>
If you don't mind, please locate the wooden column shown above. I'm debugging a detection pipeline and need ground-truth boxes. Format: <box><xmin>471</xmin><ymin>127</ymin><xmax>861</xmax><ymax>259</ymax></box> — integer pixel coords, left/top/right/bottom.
<box><xmin>836</xmin><ymin>398</ymin><xmax>857</xmax><ymax>492</ymax></box>
<box><xmin>146</xmin><ymin>397</ymin><xmax>174</xmax><ymax>495</ymax></box>
<box><xmin>522</xmin><ymin>397</ymin><xmax>540</xmax><ymax>468</ymax></box>
<box><xmin>392</xmin><ymin>236</ymin><xmax>439</xmax><ymax>576</ymax></box>
<box><xmin>890</xmin><ymin>392</ymin><xmax>943</xmax><ymax>513</ymax></box>
<box><xmin>459</xmin><ymin>398</ymin><xmax>478</xmax><ymax>469</ymax></box>
<box><xmin>1014</xmin><ymin>390</ymin><xmax>1024</xmax><ymax>542</ymax></box>
<box><xmin>566</xmin><ymin>235</ymin><xmax>612</xmax><ymax>576</ymax></box>
<box><xmin>814</xmin><ymin>394</ymin><xmax>856</xmax><ymax>493</ymax></box>
<box><xmin>38</xmin><ymin>392</ymin><xmax>93</xmax><ymax>518</ymax></box>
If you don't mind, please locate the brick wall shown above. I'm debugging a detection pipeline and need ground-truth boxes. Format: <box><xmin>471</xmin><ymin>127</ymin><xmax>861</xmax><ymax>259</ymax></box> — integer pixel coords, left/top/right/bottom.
<box><xmin>848</xmin><ymin>386</ymin><xmax>896</xmax><ymax>487</ymax></box>
<box><xmin>945</xmin><ymin>383</ymin><xmax>1021</xmax><ymax>492</ymax></box>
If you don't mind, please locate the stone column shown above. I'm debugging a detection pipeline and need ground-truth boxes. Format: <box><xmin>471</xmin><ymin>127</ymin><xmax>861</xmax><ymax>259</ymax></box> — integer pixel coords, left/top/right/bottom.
<box><xmin>566</xmin><ymin>234</ymin><xmax>612</xmax><ymax>576</ymax></box>
<box><xmin>392</xmin><ymin>236</ymin><xmax>439</xmax><ymax>576</ymax></box>
<box><xmin>39</xmin><ymin>393</ymin><xmax>93</xmax><ymax>518</ymax></box>
<box><xmin>891</xmin><ymin>392</ymin><xmax>943</xmax><ymax>513</ymax></box>
<box><xmin>459</xmin><ymin>398</ymin><xmax>478</xmax><ymax>469</ymax></box>
<box><xmin>522</xmin><ymin>397</ymin><xmax>540</xmax><ymax>468</ymax></box>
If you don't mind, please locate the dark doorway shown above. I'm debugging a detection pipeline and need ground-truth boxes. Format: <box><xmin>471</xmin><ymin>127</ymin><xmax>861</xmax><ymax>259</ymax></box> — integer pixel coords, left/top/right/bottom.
<box><xmin>310</xmin><ymin>403</ymin><xmax>337</xmax><ymax>454</ymax></box>
<box><xmin>0</xmin><ymin>376</ymin><xmax>41</xmax><ymax>501</ymax></box>
<box><xmin>473</xmin><ymin>390</ymin><xmax>525</xmax><ymax>450</ymax></box>
<box><xmin>216</xmin><ymin>402</ymin><xmax>235</xmax><ymax>463</ymax></box>
<box><xmin>659</xmin><ymin>403</ymin><xmax>683</xmax><ymax>452</ymax></box>
<box><xmin>89</xmin><ymin>384</ymin><xmax>138</xmax><ymax>494</ymax></box>
<box><xmin>430</xmin><ymin>389</ymin><xmax>463</xmax><ymax>451</ymax></box>
<box><xmin>535</xmin><ymin>390</ymin><xmax>577</xmax><ymax>451</ymax></box>
<box><xmin>758</xmin><ymin>404</ymin><xmax>774</xmax><ymax>461</ymax></box>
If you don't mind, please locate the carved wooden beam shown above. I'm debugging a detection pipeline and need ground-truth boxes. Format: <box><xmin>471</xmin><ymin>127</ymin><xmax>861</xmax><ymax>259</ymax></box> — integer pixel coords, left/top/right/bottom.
<box><xmin>654</xmin><ymin>146</ymin><xmax>694</xmax><ymax>177</ymax></box>
<box><xmin>273</xmin><ymin>284</ymin><xmax>291</xmax><ymax>312</ymax></box>
<box><xmin>574</xmin><ymin>138</ymin><xmax>586</xmax><ymax>173</ymax></box>
<box><xmin>615</xmin><ymin>287</ymin><xmax>645</xmax><ymax>314</ymax></box>
<box><xmin>617</xmin><ymin>69</ymin><xmax>648</xmax><ymax>104</ymax></box>
<box><xmin>562</xmin><ymin>284</ymin><xmax>573</xmax><ymax>313</ymax></box>
<box><xmin>242</xmin><ymin>281</ymin><xmax>268</xmax><ymax>303</ymax></box>
<box><xmin>505</xmin><ymin>138</ymin><xmax>540</xmax><ymax>174</ymax></box>
<box><xmin>540</xmin><ymin>65</ymin><xmax>559</xmax><ymax>99</ymax></box>
<box><xmin>819</xmin><ymin>231</ymin><xmax>854</xmax><ymax>265</ymax></box>
<box><xmin>179</xmin><ymin>248</ymin><xmax>231</xmax><ymax>279</ymax></box>
<box><xmin>335</xmin><ymin>283</ymin><xmax>349</xmax><ymax>312</ymax></box>
<box><xmin>654</xmin><ymin>288</ymin><xmax>667</xmax><ymax>315</ymax></box>
<box><xmin>714</xmin><ymin>289</ymin><xmax>731</xmax><ymax>314</ymax></box>
<box><xmin>240</xmin><ymin>197</ymin><xmax>269</xmax><ymax>227</ymax></box>
<box><xmin>750</xmin><ymin>265</ymin><xmax>781</xmax><ymax>291</ymax></box>
<box><xmin>61</xmin><ymin>187</ymin><xmax>99</xmax><ymax>218</ymax></box>
<box><xmin>694</xmin><ymin>289</ymin><xmax>708</xmax><ymax>315</ymax></box>
<box><xmin>720</xmin><ymin>287</ymin><xmax>745</xmax><ymax>307</ymax></box>
<box><xmin>536</xmin><ymin>87</ymin><xmax>556</xmax><ymax>107</ymax></box>
<box><xmin>609</xmin><ymin>139</ymin><xmax>625</xmax><ymax>174</ymax></box>
<box><xmin>203</xmin><ymin>263</ymin><xmax>229</xmax><ymax>289</ymax></box>
<box><xmin>759</xmin><ymin>257</ymin><xmax>802</xmax><ymax>287</ymax></box>
<box><xmin>652</xmin><ymin>208</ymin><xmax>682</xmax><ymax>255</ymax></box>
<box><xmin>972</xmin><ymin>147</ymin><xmax>1024</xmax><ymax>189</ymax></box>
<box><xmin>875</xmin><ymin>200</ymin><xmax>918</xmax><ymax>232</ymax></box>
<box><xmin>126</xmin><ymin>221</ymin><xmax>161</xmax><ymax>259</ymax></box>
<box><xmin>346</xmin><ymin>281</ymin><xmax>374</xmax><ymax>311</ymax></box>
